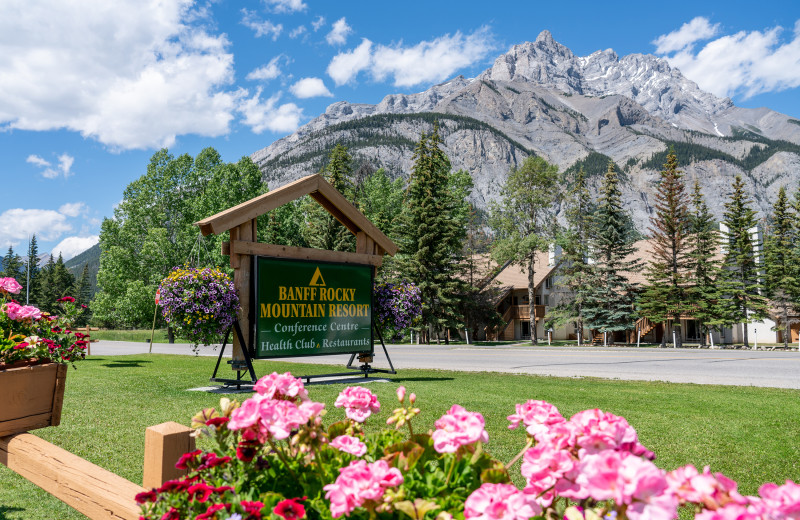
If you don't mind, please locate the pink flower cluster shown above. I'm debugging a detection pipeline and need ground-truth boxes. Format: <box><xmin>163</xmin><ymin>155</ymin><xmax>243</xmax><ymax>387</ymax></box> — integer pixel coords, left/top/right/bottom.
<box><xmin>0</xmin><ymin>277</ymin><xmax>22</xmax><ymax>295</ymax></box>
<box><xmin>227</xmin><ymin>372</ymin><xmax>324</xmax><ymax>442</ymax></box>
<box><xmin>432</xmin><ymin>404</ymin><xmax>489</xmax><ymax>453</ymax></box>
<box><xmin>669</xmin><ymin>466</ymin><xmax>800</xmax><ymax>520</ymax></box>
<box><xmin>254</xmin><ymin>371</ymin><xmax>309</xmax><ymax>401</ymax></box>
<box><xmin>4</xmin><ymin>301</ymin><xmax>42</xmax><ymax>321</ymax></box>
<box><xmin>323</xmin><ymin>459</ymin><xmax>403</xmax><ymax>518</ymax></box>
<box><xmin>518</xmin><ymin>405</ymin><xmax>671</xmax><ymax>520</ymax></box>
<box><xmin>334</xmin><ymin>386</ymin><xmax>380</xmax><ymax>423</ymax></box>
<box><xmin>330</xmin><ymin>435</ymin><xmax>367</xmax><ymax>457</ymax></box>
<box><xmin>465</xmin><ymin>483</ymin><xmax>542</xmax><ymax>520</ymax></box>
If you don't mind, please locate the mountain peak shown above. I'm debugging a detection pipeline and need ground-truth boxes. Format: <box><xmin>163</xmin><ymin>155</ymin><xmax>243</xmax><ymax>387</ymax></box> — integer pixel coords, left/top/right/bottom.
<box><xmin>535</xmin><ymin>30</ymin><xmax>554</xmax><ymax>44</ymax></box>
<box><xmin>483</xmin><ymin>33</ymin><xmax>732</xmax><ymax>126</ymax></box>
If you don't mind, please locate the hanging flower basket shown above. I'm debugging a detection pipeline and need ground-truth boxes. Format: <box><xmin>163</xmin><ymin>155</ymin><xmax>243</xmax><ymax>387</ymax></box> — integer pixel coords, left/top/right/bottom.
<box><xmin>158</xmin><ymin>266</ymin><xmax>239</xmax><ymax>349</ymax></box>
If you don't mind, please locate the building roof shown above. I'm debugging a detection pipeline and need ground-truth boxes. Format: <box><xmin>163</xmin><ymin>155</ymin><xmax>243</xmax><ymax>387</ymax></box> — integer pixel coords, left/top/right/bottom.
<box><xmin>479</xmin><ymin>251</ymin><xmax>556</xmax><ymax>303</ymax></box>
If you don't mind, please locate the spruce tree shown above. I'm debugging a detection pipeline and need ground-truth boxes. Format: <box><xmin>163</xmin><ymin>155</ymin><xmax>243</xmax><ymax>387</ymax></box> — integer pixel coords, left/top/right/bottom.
<box><xmin>686</xmin><ymin>181</ymin><xmax>723</xmax><ymax>346</ymax></box>
<box><xmin>718</xmin><ymin>174</ymin><xmax>769</xmax><ymax>348</ymax></box>
<box><xmin>638</xmin><ymin>150</ymin><xmax>692</xmax><ymax>348</ymax></box>
<box><xmin>25</xmin><ymin>235</ymin><xmax>40</xmax><ymax>305</ymax></box>
<box><xmin>764</xmin><ymin>186</ymin><xmax>799</xmax><ymax>348</ymax></box>
<box><xmin>490</xmin><ymin>155</ymin><xmax>560</xmax><ymax>345</ymax></box>
<box><xmin>1</xmin><ymin>246</ymin><xmax>24</xmax><ymax>286</ymax></box>
<box><xmin>551</xmin><ymin>167</ymin><xmax>595</xmax><ymax>345</ymax></box>
<box><xmin>398</xmin><ymin>123</ymin><xmax>469</xmax><ymax>343</ymax></box>
<box><xmin>304</xmin><ymin>144</ymin><xmax>355</xmax><ymax>252</ymax></box>
<box><xmin>583</xmin><ymin>162</ymin><xmax>643</xmax><ymax>343</ymax></box>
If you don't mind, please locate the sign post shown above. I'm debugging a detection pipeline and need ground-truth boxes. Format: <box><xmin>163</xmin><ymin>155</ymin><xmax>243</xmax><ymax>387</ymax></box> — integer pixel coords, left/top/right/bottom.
<box><xmin>196</xmin><ymin>174</ymin><xmax>399</xmax><ymax>387</ymax></box>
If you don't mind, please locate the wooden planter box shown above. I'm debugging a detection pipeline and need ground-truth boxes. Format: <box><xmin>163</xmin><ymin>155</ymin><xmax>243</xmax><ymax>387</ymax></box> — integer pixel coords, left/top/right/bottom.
<box><xmin>0</xmin><ymin>362</ymin><xmax>67</xmax><ymax>437</ymax></box>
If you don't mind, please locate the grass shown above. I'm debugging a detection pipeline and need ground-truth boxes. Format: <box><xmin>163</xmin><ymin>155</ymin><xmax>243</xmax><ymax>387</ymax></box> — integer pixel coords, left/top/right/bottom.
<box><xmin>2</xmin><ymin>355</ymin><xmax>800</xmax><ymax>519</ymax></box>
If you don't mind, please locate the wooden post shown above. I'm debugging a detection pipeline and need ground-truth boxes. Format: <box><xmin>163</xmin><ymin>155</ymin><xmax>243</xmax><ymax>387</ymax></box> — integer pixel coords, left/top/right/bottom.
<box><xmin>142</xmin><ymin>422</ymin><xmax>195</xmax><ymax>490</ymax></box>
<box><xmin>0</xmin><ymin>433</ymin><xmax>145</xmax><ymax>520</ymax></box>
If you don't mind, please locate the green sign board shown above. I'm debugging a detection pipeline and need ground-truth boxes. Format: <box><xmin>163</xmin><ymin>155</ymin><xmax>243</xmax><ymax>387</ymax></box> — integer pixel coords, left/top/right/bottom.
<box><xmin>254</xmin><ymin>256</ymin><xmax>373</xmax><ymax>359</ymax></box>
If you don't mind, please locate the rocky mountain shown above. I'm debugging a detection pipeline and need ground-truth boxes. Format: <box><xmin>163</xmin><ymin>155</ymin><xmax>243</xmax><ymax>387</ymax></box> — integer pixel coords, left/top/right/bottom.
<box><xmin>251</xmin><ymin>31</ymin><xmax>800</xmax><ymax>229</ymax></box>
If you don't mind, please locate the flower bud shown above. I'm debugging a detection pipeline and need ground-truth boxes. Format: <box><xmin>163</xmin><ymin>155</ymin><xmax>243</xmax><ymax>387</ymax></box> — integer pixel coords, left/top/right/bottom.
<box><xmin>396</xmin><ymin>386</ymin><xmax>406</xmax><ymax>402</ymax></box>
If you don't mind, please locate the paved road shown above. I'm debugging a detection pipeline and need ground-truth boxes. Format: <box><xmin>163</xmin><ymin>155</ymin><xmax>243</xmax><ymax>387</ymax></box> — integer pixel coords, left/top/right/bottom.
<box><xmin>90</xmin><ymin>341</ymin><xmax>800</xmax><ymax>389</ymax></box>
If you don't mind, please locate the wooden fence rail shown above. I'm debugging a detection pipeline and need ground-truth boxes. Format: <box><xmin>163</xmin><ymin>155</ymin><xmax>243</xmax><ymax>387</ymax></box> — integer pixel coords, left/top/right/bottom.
<box><xmin>0</xmin><ymin>421</ymin><xmax>194</xmax><ymax>520</ymax></box>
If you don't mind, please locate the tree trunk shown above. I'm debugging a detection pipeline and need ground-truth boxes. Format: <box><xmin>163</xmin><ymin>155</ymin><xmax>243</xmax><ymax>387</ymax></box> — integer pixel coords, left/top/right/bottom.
<box><xmin>528</xmin><ymin>255</ymin><xmax>538</xmax><ymax>345</ymax></box>
<box><xmin>167</xmin><ymin>326</ymin><xmax>175</xmax><ymax>344</ymax></box>
<box><xmin>577</xmin><ymin>318</ymin><xmax>583</xmax><ymax>346</ymax></box>
<box><xmin>783</xmin><ymin>305</ymin><xmax>790</xmax><ymax>349</ymax></box>
<box><xmin>673</xmin><ymin>314</ymin><xmax>683</xmax><ymax>349</ymax></box>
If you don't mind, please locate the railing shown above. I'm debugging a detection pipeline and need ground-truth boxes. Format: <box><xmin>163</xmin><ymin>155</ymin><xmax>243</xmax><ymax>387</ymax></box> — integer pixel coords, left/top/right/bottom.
<box><xmin>507</xmin><ymin>305</ymin><xmax>546</xmax><ymax>320</ymax></box>
<box><xmin>0</xmin><ymin>422</ymin><xmax>194</xmax><ymax>519</ymax></box>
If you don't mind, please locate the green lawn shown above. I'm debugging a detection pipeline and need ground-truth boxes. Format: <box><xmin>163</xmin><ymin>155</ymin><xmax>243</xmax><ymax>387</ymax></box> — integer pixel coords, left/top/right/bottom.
<box><xmin>2</xmin><ymin>354</ymin><xmax>799</xmax><ymax>519</ymax></box>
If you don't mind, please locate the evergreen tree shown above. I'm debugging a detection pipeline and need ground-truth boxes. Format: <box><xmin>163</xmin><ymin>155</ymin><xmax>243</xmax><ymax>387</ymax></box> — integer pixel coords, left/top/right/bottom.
<box><xmin>304</xmin><ymin>144</ymin><xmax>355</xmax><ymax>252</ymax></box>
<box><xmin>36</xmin><ymin>256</ymin><xmax>57</xmax><ymax>313</ymax></box>
<box><xmin>397</xmin><ymin>123</ymin><xmax>470</xmax><ymax>343</ymax></box>
<box><xmin>25</xmin><ymin>235</ymin><xmax>40</xmax><ymax>305</ymax></box>
<box><xmin>1</xmin><ymin>246</ymin><xmax>24</xmax><ymax>285</ymax></box>
<box><xmin>490</xmin><ymin>155</ymin><xmax>560</xmax><ymax>345</ymax></box>
<box><xmin>75</xmin><ymin>263</ymin><xmax>92</xmax><ymax>305</ymax></box>
<box><xmin>686</xmin><ymin>181</ymin><xmax>724</xmax><ymax>346</ymax></box>
<box><xmin>583</xmin><ymin>162</ymin><xmax>643</xmax><ymax>343</ymax></box>
<box><xmin>551</xmin><ymin>167</ymin><xmax>595</xmax><ymax>345</ymax></box>
<box><xmin>718</xmin><ymin>174</ymin><xmax>769</xmax><ymax>348</ymax></box>
<box><xmin>764</xmin><ymin>186</ymin><xmax>799</xmax><ymax>348</ymax></box>
<box><xmin>638</xmin><ymin>150</ymin><xmax>692</xmax><ymax>348</ymax></box>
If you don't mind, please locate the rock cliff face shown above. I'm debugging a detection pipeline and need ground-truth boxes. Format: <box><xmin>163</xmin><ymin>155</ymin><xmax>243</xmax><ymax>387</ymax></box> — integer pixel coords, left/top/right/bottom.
<box><xmin>251</xmin><ymin>31</ymin><xmax>800</xmax><ymax>229</ymax></box>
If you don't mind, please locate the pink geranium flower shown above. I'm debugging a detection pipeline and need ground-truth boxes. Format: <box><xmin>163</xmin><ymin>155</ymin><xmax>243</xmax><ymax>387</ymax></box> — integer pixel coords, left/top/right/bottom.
<box><xmin>323</xmin><ymin>460</ymin><xmax>403</xmax><ymax>518</ymax></box>
<box><xmin>508</xmin><ymin>400</ymin><xmax>566</xmax><ymax>439</ymax></box>
<box><xmin>330</xmin><ymin>435</ymin><xmax>367</xmax><ymax>457</ymax></box>
<box><xmin>255</xmin><ymin>372</ymin><xmax>309</xmax><ymax>402</ymax></box>
<box><xmin>465</xmin><ymin>483</ymin><xmax>542</xmax><ymax>520</ymax></box>
<box><xmin>4</xmin><ymin>301</ymin><xmax>42</xmax><ymax>321</ymax></box>
<box><xmin>758</xmin><ymin>480</ymin><xmax>800</xmax><ymax>518</ymax></box>
<box><xmin>334</xmin><ymin>386</ymin><xmax>380</xmax><ymax>423</ymax></box>
<box><xmin>432</xmin><ymin>404</ymin><xmax>489</xmax><ymax>453</ymax></box>
<box><xmin>0</xmin><ymin>277</ymin><xmax>22</xmax><ymax>295</ymax></box>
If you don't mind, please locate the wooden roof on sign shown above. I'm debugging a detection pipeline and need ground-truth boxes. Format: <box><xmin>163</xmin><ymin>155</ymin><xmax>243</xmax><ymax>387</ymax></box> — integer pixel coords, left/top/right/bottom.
<box><xmin>195</xmin><ymin>173</ymin><xmax>398</xmax><ymax>256</ymax></box>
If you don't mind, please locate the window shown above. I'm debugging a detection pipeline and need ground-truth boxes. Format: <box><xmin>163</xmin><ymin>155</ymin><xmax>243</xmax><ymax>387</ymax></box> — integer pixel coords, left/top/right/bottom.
<box><xmin>544</xmin><ymin>276</ymin><xmax>552</xmax><ymax>290</ymax></box>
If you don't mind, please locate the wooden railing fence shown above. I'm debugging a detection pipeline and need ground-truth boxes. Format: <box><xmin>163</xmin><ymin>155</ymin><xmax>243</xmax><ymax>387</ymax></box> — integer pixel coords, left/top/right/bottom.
<box><xmin>0</xmin><ymin>421</ymin><xmax>194</xmax><ymax>520</ymax></box>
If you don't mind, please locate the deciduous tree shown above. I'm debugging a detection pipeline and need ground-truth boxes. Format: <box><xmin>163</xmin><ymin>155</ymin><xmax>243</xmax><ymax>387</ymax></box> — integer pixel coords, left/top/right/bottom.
<box><xmin>490</xmin><ymin>155</ymin><xmax>560</xmax><ymax>345</ymax></box>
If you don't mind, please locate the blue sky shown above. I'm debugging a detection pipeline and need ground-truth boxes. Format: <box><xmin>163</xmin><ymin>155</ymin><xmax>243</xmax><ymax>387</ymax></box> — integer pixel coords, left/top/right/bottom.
<box><xmin>2</xmin><ymin>0</ymin><xmax>799</xmax><ymax>260</ymax></box>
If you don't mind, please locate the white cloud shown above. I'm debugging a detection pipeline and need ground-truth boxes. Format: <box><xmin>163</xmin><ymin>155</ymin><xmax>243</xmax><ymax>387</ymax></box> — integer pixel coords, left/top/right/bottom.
<box><xmin>655</xmin><ymin>18</ymin><xmax>800</xmax><ymax>100</ymax></box>
<box><xmin>372</xmin><ymin>27</ymin><xmax>495</xmax><ymax>87</ymax></box>
<box><xmin>0</xmin><ymin>209</ymin><xmax>72</xmax><ymax>247</ymax></box>
<box><xmin>652</xmin><ymin>17</ymin><xmax>720</xmax><ymax>54</ymax></box>
<box><xmin>26</xmin><ymin>155</ymin><xmax>50</xmax><ymax>168</ymax></box>
<box><xmin>246</xmin><ymin>56</ymin><xmax>284</xmax><ymax>82</ymax></box>
<box><xmin>241</xmin><ymin>9</ymin><xmax>282</xmax><ymax>40</ymax></box>
<box><xmin>26</xmin><ymin>152</ymin><xmax>75</xmax><ymax>179</ymax></box>
<box><xmin>290</xmin><ymin>77</ymin><xmax>333</xmax><ymax>98</ymax></box>
<box><xmin>264</xmin><ymin>0</ymin><xmax>306</xmax><ymax>13</ymax></box>
<box><xmin>238</xmin><ymin>89</ymin><xmax>303</xmax><ymax>133</ymax></box>
<box><xmin>326</xmin><ymin>17</ymin><xmax>352</xmax><ymax>46</ymax></box>
<box><xmin>51</xmin><ymin>235</ymin><xmax>99</xmax><ymax>261</ymax></box>
<box><xmin>327</xmin><ymin>27</ymin><xmax>495</xmax><ymax>88</ymax></box>
<box><xmin>289</xmin><ymin>25</ymin><xmax>307</xmax><ymax>39</ymax></box>
<box><xmin>58</xmin><ymin>202</ymin><xmax>87</xmax><ymax>218</ymax></box>
<box><xmin>0</xmin><ymin>0</ymin><xmax>240</xmax><ymax>150</ymax></box>
<box><xmin>327</xmin><ymin>39</ymin><xmax>373</xmax><ymax>86</ymax></box>
<box><xmin>311</xmin><ymin>16</ymin><xmax>326</xmax><ymax>32</ymax></box>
